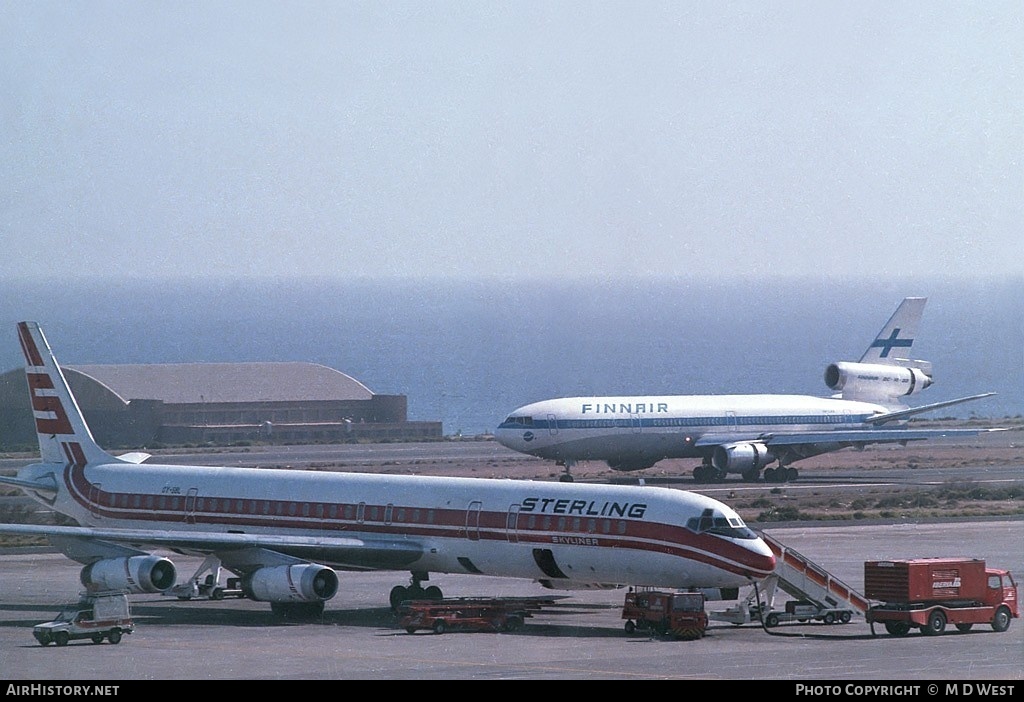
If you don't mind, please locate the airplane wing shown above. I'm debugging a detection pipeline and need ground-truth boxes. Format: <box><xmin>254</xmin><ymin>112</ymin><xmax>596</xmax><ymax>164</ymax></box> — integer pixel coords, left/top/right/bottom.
<box><xmin>693</xmin><ymin>426</ymin><xmax>1005</xmax><ymax>449</ymax></box>
<box><xmin>0</xmin><ymin>523</ymin><xmax>423</xmax><ymax>571</ymax></box>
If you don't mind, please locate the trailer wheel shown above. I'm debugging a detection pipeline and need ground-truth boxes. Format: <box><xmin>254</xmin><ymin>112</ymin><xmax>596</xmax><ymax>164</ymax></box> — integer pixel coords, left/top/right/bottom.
<box><xmin>432</xmin><ymin>619</ymin><xmax>447</xmax><ymax>634</ymax></box>
<box><xmin>108</xmin><ymin>629</ymin><xmax>122</xmax><ymax>645</ymax></box>
<box><xmin>923</xmin><ymin>610</ymin><xmax>946</xmax><ymax>636</ymax></box>
<box><xmin>54</xmin><ymin>631</ymin><xmax>69</xmax><ymax>647</ymax></box>
<box><xmin>840</xmin><ymin>611</ymin><xmax>852</xmax><ymax>624</ymax></box>
<box><xmin>884</xmin><ymin>621</ymin><xmax>910</xmax><ymax>637</ymax></box>
<box><xmin>992</xmin><ymin>606</ymin><xmax>1011</xmax><ymax>633</ymax></box>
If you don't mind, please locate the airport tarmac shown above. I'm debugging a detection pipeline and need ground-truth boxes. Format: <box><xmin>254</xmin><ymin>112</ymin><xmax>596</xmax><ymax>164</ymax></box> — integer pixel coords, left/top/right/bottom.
<box><xmin>1</xmin><ymin>519</ymin><xmax>1020</xmax><ymax>681</ymax></box>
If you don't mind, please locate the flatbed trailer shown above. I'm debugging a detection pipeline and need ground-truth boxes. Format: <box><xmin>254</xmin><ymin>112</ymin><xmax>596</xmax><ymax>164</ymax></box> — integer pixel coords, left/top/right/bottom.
<box><xmin>396</xmin><ymin>597</ymin><xmax>559</xmax><ymax>634</ymax></box>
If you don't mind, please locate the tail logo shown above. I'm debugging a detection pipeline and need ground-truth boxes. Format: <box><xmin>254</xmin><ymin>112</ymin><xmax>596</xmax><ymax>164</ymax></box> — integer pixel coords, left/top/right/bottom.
<box><xmin>870</xmin><ymin>328</ymin><xmax>913</xmax><ymax>358</ymax></box>
<box><xmin>26</xmin><ymin>372</ymin><xmax>74</xmax><ymax>435</ymax></box>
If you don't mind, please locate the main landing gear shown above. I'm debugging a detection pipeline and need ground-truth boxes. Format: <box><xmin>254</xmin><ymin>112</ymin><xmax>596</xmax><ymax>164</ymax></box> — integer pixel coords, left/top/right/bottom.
<box><xmin>763</xmin><ymin>466</ymin><xmax>799</xmax><ymax>483</ymax></box>
<box><xmin>556</xmin><ymin>459</ymin><xmax>576</xmax><ymax>483</ymax></box>
<box><xmin>390</xmin><ymin>572</ymin><xmax>443</xmax><ymax>611</ymax></box>
<box><xmin>692</xmin><ymin>461</ymin><xmax>800</xmax><ymax>484</ymax></box>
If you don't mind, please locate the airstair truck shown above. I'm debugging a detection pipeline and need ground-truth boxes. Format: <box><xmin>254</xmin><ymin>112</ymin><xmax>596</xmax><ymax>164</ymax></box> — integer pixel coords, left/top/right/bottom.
<box><xmin>864</xmin><ymin>558</ymin><xmax>1018</xmax><ymax>637</ymax></box>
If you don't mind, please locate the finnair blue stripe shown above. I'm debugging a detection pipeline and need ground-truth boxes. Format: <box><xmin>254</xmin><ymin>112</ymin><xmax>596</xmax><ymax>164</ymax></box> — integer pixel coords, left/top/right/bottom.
<box><xmin>499</xmin><ymin>414</ymin><xmax>874</xmax><ymax>431</ymax></box>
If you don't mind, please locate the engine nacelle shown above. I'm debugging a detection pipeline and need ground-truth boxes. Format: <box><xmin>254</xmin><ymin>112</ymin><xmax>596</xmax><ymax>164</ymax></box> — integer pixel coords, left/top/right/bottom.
<box><xmin>824</xmin><ymin>361</ymin><xmax>932</xmax><ymax>399</ymax></box>
<box><xmin>80</xmin><ymin>555</ymin><xmax>177</xmax><ymax>594</ymax></box>
<box><xmin>241</xmin><ymin>564</ymin><xmax>339</xmax><ymax>603</ymax></box>
<box><xmin>711</xmin><ymin>442</ymin><xmax>775</xmax><ymax>475</ymax></box>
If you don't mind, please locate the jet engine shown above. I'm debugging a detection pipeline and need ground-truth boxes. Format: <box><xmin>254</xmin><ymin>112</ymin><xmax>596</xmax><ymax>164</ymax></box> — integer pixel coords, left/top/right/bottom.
<box><xmin>240</xmin><ymin>564</ymin><xmax>339</xmax><ymax>603</ymax></box>
<box><xmin>711</xmin><ymin>442</ymin><xmax>775</xmax><ymax>475</ymax></box>
<box><xmin>824</xmin><ymin>361</ymin><xmax>932</xmax><ymax>399</ymax></box>
<box><xmin>80</xmin><ymin>555</ymin><xmax>177</xmax><ymax>594</ymax></box>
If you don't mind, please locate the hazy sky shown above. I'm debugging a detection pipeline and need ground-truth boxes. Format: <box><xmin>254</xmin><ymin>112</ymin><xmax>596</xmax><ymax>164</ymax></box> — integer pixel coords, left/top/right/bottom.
<box><xmin>2</xmin><ymin>1</ymin><xmax>1021</xmax><ymax>282</ymax></box>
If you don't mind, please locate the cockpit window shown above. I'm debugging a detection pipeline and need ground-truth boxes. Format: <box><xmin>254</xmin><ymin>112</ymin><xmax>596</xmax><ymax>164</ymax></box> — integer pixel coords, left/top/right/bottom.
<box><xmin>503</xmin><ymin>415</ymin><xmax>534</xmax><ymax>427</ymax></box>
<box><xmin>687</xmin><ymin>508</ymin><xmax>758</xmax><ymax>540</ymax></box>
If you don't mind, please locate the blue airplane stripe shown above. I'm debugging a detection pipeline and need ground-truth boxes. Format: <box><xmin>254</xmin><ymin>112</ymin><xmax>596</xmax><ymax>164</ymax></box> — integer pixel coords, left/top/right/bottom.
<box><xmin>498</xmin><ymin>414</ymin><xmax>875</xmax><ymax>431</ymax></box>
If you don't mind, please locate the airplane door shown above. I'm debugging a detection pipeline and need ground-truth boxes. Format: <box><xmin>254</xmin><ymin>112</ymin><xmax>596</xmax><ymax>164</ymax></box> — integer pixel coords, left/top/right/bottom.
<box><xmin>726</xmin><ymin>411</ymin><xmax>737</xmax><ymax>432</ymax></box>
<box><xmin>506</xmin><ymin>504</ymin><xmax>520</xmax><ymax>543</ymax></box>
<box><xmin>184</xmin><ymin>488</ymin><xmax>198</xmax><ymax>524</ymax></box>
<box><xmin>631</xmin><ymin>413</ymin><xmax>642</xmax><ymax>434</ymax></box>
<box><xmin>466</xmin><ymin>500</ymin><xmax>482</xmax><ymax>541</ymax></box>
<box><xmin>547</xmin><ymin>413</ymin><xmax>558</xmax><ymax>436</ymax></box>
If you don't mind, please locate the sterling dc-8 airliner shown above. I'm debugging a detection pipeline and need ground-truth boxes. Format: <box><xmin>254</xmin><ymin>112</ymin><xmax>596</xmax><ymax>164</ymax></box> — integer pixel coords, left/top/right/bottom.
<box><xmin>496</xmin><ymin>297</ymin><xmax>999</xmax><ymax>484</ymax></box>
<box><xmin>0</xmin><ymin>322</ymin><xmax>775</xmax><ymax>618</ymax></box>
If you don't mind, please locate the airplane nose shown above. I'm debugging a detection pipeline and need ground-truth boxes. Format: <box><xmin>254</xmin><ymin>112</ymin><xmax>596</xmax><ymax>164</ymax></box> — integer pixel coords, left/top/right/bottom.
<box><xmin>745</xmin><ymin>538</ymin><xmax>777</xmax><ymax>578</ymax></box>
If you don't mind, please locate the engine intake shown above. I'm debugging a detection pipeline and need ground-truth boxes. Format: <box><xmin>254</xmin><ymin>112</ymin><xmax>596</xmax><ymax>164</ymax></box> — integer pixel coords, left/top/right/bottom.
<box><xmin>80</xmin><ymin>555</ymin><xmax>177</xmax><ymax>594</ymax></box>
<box><xmin>241</xmin><ymin>564</ymin><xmax>339</xmax><ymax>603</ymax></box>
<box><xmin>825</xmin><ymin>362</ymin><xmax>932</xmax><ymax>400</ymax></box>
<box><xmin>711</xmin><ymin>442</ymin><xmax>775</xmax><ymax>475</ymax></box>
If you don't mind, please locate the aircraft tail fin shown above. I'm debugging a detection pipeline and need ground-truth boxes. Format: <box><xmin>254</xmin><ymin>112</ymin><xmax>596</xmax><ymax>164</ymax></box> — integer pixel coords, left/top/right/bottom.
<box><xmin>859</xmin><ymin>296</ymin><xmax>927</xmax><ymax>365</ymax></box>
<box><xmin>17</xmin><ymin>321</ymin><xmax>116</xmax><ymax>466</ymax></box>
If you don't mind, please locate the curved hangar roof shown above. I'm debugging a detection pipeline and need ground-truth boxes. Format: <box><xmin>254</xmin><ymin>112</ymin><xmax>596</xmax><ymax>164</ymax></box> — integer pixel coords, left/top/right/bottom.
<box><xmin>66</xmin><ymin>363</ymin><xmax>374</xmax><ymax>404</ymax></box>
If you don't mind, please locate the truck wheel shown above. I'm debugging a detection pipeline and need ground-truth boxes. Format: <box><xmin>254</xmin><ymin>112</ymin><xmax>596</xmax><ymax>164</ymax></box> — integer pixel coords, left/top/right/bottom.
<box><xmin>923</xmin><ymin>610</ymin><xmax>946</xmax><ymax>636</ymax></box>
<box><xmin>884</xmin><ymin>621</ymin><xmax>910</xmax><ymax>637</ymax></box>
<box><xmin>108</xmin><ymin>629</ymin><xmax>122</xmax><ymax>645</ymax></box>
<box><xmin>991</xmin><ymin>606</ymin><xmax>1011</xmax><ymax>633</ymax></box>
<box><xmin>624</xmin><ymin>620</ymin><xmax>636</xmax><ymax>634</ymax></box>
<box><xmin>54</xmin><ymin>631</ymin><xmax>69</xmax><ymax>647</ymax></box>
<box><xmin>956</xmin><ymin>623</ymin><xmax>973</xmax><ymax>633</ymax></box>
<box><xmin>405</xmin><ymin>627</ymin><xmax>417</xmax><ymax>634</ymax></box>
<box><xmin>823</xmin><ymin>613</ymin><xmax>835</xmax><ymax>625</ymax></box>
<box><xmin>211</xmin><ymin>588</ymin><xmax>225</xmax><ymax>600</ymax></box>
<box><xmin>840</xmin><ymin>612</ymin><xmax>852</xmax><ymax>624</ymax></box>
<box><xmin>432</xmin><ymin>619</ymin><xmax>447</xmax><ymax>634</ymax></box>
<box><xmin>91</xmin><ymin>634</ymin><xmax>105</xmax><ymax>644</ymax></box>
<box><xmin>765</xmin><ymin>613</ymin><xmax>779</xmax><ymax>628</ymax></box>
<box><xmin>38</xmin><ymin>636</ymin><xmax>51</xmax><ymax>646</ymax></box>
<box><xmin>504</xmin><ymin>616</ymin><xmax>523</xmax><ymax>632</ymax></box>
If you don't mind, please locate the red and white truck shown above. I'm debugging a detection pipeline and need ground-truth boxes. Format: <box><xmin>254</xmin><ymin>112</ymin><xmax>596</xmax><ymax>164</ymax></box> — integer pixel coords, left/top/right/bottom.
<box><xmin>864</xmin><ymin>558</ymin><xmax>1018</xmax><ymax>637</ymax></box>
<box><xmin>622</xmin><ymin>589</ymin><xmax>709</xmax><ymax>640</ymax></box>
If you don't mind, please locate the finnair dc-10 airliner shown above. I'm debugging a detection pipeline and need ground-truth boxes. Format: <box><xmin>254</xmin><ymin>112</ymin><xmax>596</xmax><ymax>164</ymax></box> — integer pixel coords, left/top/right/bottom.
<box><xmin>0</xmin><ymin>322</ymin><xmax>775</xmax><ymax>619</ymax></box>
<box><xmin>496</xmin><ymin>297</ymin><xmax>999</xmax><ymax>483</ymax></box>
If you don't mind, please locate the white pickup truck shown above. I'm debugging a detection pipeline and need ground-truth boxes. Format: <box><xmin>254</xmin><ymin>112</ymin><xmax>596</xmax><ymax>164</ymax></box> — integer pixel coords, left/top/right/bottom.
<box><xmin>33</xmin><ymin>591</ymin><xmax>134</xmax><ymax>646</ymax></box>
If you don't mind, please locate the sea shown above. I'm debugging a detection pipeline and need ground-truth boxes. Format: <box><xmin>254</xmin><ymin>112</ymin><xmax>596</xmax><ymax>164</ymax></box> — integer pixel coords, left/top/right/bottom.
<box><xmin>1</xmin><ymin>275</ymin><xmax>1020</xmax><ymax>436</ymax></box>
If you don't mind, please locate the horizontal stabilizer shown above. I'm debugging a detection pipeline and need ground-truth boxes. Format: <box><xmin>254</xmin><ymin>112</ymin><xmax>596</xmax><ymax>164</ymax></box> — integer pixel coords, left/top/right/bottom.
<box><xmin>867</xmin><ymin>392</ymin><xmax>996</xmax><ymax>425</ymax></box>
<box><xmin>0</xmin><ymin>473</ymin><xmax>58</xmax><ymax>495</ymax></box>
<box><xmin>116</xmin><ymin>452</ymin><xmax>152</xmax><ymax>464</ymax></box>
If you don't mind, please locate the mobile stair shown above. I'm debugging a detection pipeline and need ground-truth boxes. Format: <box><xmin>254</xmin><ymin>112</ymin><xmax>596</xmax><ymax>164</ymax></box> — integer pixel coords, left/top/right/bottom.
<box><xmin>710</xmin><ymin>531</ymin><xmax>871</xmax><ymax>627</ymax></box>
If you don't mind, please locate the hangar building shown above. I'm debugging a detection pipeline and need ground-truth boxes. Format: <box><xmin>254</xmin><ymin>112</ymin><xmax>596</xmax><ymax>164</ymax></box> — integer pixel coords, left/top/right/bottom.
<box><xmin>0</xmin><ymin>362</ymin><xmax>442</xmax><ymax>451</ymax></box>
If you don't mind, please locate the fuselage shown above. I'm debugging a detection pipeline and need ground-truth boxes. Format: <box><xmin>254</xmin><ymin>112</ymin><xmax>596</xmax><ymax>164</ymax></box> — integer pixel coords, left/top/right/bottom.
<box><xmin>495</xmin><ymin>394</ymin><xmax>890</xmax><ymax>467</ymax></box>
<box><xmin>17</xmin><ymin>459</ymin><xmax>776</xmax><ymax>589</ymax></box>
